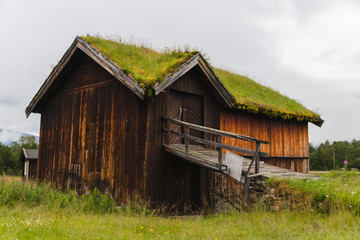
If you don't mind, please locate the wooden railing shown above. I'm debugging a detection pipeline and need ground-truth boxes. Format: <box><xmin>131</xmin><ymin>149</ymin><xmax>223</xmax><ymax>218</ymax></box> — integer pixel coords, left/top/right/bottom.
<box><xmin>162</xmin><ymin>117</ymin><xmax>269</xmax><ymax>175</ymax></box>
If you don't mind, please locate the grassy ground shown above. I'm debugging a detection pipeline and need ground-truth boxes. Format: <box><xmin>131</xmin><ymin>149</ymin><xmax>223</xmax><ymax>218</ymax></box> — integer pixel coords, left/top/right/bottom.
<box><xmin>275</xmin><ymin>171</ymin><xmax>360</xmax><ymax>214</ymax></box>
<box><xmin>1</xmin><ymin>172</ymin><xmax>360</xmax><ymax>239</ymax></box>
<box><xmin>1</xmin><ymin>206</ymin><xmax>359</xmax><ymax>239</ymax></box>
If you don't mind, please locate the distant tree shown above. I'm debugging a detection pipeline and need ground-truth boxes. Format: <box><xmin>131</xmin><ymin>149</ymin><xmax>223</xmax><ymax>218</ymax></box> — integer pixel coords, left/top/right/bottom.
<box><xmin>0</xmin><ymin>136</ymin><xmax>38</xmax><ymax>175</ymax></box>
<box><xmin>348</xmin><ymin>157</ymin><xmax>360</xmax><ymax>170</ymax></box>
<box><xmin>309</xmin><ymin>139</ymin><xmax>360</xmax><ymax>171</ymax></box>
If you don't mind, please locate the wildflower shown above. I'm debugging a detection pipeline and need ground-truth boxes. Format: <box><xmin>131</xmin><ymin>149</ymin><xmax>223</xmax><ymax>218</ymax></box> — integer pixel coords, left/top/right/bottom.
<box><xmin>74</xmin><ymin>191</ymin><xmax>78</xmax><ymax>196</ymax></box>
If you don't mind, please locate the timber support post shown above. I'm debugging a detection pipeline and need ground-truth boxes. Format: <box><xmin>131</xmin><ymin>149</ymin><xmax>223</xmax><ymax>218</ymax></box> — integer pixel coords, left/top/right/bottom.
<box><xmin>255</xmin><ymin>142</ymin><xmax>261</xmax><ymax>174</ymax></box>
<box><xmin>185</xmin><ymin>126</ymin><xmax>189</xmax><ymax>153</ymax></box>
<box><xmin>218</xmin><ymin>135</ymin><xmax>223</xmax><ymax>164</ymax></box>
<box><xmin>242</xmin><ymin>141</ymin><xmax>262</xmax><ymax>205</ymax></box>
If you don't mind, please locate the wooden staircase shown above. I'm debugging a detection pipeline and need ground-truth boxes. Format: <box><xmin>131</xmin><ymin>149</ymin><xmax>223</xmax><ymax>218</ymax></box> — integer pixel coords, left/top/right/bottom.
<box><xmin>162</xmin><ymin>117</ymin><xmax>318</xmax><ymax>203</ymax></box>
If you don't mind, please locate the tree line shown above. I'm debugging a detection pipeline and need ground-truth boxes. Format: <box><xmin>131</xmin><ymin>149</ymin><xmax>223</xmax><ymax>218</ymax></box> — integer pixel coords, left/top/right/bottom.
<box><xmin>310</xmin><ymin>139</ymin><xmax>360</xmax><ymax>170</ymax></box>
<box><xmin>1</xmin><ymin>136</ymin><xmax>359</xmax><ymax>173</ymax></box>
<box><xmin>0</xmin><ymin>136</ymin><xmax>38</xmax><ymax>175</ymax></box>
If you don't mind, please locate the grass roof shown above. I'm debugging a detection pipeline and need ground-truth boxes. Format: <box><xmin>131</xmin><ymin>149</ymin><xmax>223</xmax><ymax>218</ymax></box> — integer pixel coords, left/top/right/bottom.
<box><xmin>214</xmin><ymin>69</ymin><xmax>322</xmax><ymax>125</ymax></box>
<box><xmin>82</xmin><ymin>36</ymin><xmax>198</xmax><ymax>87</ymax></box>
<box><xmin>81</xmin><ymin>36</ymin><xmax>323</xmax><ymax>125</ymax></box>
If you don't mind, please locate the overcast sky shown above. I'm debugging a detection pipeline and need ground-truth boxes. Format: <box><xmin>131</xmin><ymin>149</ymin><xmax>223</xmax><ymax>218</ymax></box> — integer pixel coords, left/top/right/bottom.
<box><xmin>1</xmin><ymin>0</ymin><xmax>360</xmax><ymax>145</ymax></box>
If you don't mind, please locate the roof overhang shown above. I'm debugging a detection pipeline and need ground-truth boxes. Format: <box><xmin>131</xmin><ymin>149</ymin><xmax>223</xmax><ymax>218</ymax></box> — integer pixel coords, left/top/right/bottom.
<box><xmin>153</xmin><ymin>54</ymin><xmax>236</xmax><ymax>108</ymax></box>
<box><xmin>25</xmin><ymin>37</ymin><xmax>145</xmax><ymax>117</ymax></box>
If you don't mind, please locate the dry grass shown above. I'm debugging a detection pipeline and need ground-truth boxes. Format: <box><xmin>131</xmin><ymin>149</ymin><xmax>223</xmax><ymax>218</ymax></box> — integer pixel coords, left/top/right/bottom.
<box><xmin>0</xmin><ymin>175</ymin><xmax>22</xmax><ymax>182</ymax></box>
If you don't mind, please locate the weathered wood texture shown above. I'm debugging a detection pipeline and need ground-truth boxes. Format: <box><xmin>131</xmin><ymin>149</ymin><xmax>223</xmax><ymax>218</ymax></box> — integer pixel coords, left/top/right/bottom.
<box><xmin>220</xmin><ymin>109</ymin><xmax>309</xmax><ymax>173</ymax></box>
<box><xmin>37</xmin><ymin>51</ymin><xmax>146</xmax><ymax>201</ymax></box>
<box><xmin>145</xmin><ymin>65</ymin><xmax>220</xmax><ymax>210</ymax></box>
<box><xmin>36</xmin><ymin>49</ymin><xmax>310</xmax><ymax>211</ymax></box>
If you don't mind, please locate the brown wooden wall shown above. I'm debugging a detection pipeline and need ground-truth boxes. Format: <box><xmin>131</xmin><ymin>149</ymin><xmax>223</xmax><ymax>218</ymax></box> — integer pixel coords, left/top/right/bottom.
<box><xmin>144</xmin><ymin>65</ymin><xmax>221</xmax><ymax>210</ymax></box>
<box><xmin>37</xmin><ymin>51</ymin><xmax>147</xmax><ymax>201</ymax></box>
<box><xmin>36</xmin><ymin>49</ymin><xmax>311</xmax><ymax>211</ymax></box>
<box><xmin>220</xmin><ymin>109</ymin><xmax>309</xmax><ymax>173</ymax></box>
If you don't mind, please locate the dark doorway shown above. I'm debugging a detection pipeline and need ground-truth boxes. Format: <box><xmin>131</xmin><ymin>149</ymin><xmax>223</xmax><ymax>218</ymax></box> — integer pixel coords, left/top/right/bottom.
<box><xmin>167</xmin><ymin>90</ymin><xmax>204</xmax><ymax>210</ymax></box>
<box><xmin>168</xmin><ymin>90</ymin><xmax>204</xmax><ymax>144</ymax></box>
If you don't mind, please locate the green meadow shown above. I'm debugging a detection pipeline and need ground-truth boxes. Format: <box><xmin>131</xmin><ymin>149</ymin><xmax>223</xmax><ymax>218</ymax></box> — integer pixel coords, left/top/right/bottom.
<box><xmin>1</xmin><ymin>172</ymin><xmax>359</xmax><ymax>240</ymax></box>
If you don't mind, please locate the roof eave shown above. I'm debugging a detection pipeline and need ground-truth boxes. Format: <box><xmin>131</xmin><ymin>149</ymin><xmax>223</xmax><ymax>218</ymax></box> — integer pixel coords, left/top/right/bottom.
<box><xmin>153</xmin><ymin>54</ymin><xmax>236</xmax><ymax>108</ymax></box>
<box><xmin>25</xmin><ymin>36</ymin><xmax>145</xmax><ymax>117</ymax></box>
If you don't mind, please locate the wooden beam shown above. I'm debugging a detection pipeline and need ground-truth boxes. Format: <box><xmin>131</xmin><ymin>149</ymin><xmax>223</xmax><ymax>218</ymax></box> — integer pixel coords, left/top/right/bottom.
<box><xmin>162</xmin><ymin>144</ymin><xmax>224</xmax><ymax>171</ymax></box>
<box><xmin>163</xmin><ymin>116</ymin><xmax>269</xmax><ymax>144</ymax></box>
<box><xmin>218</xmin><ymin>135</ymin><xmax>223</xmax><ymax>164</ymax></box>
<box><xmin>153</xmin><ymin>54</ymin><xmax>237</xmax><ymax>108</ymax></box>
<box><xmin>268</xmin><ymin>156</ymin><xmax>309</xmax><ymax>159</ymax></box>
<box><xmin>163</xmin><ymin>128</ymin><xmax>268</xmax><ymax>157</ymax></box>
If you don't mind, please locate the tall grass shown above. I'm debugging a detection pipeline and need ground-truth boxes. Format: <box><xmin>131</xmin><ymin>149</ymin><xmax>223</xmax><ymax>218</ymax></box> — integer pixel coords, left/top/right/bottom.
<box><xmin>0</xmin><ymin>177</ymin><xmax>121</xmax><ymax>214</ymax></box>
<box><xmin>1</xmin><ymin>174</ymin><xmax>360</xmax><ymax>239</ymax></box>
<box><xmin>0</xmin><ymin>206</ymin><xmax>359</xmax><ymax>239</ymax></box>
<box><xmin>267</xmin><ymin>171</ymin><xmax>360</xmax><ymax>215</ymax></box>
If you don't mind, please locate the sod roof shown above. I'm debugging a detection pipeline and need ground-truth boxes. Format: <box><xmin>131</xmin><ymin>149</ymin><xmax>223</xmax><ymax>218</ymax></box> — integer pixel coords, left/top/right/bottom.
<box><xmin>81</xmin><ymin>36</ymin><xmax>323</xmax><ymax>126</ymax></box>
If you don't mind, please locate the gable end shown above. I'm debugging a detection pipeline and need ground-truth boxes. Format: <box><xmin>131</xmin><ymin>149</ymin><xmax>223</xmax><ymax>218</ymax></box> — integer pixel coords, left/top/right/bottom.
<box><xmin>154</xmin><ymin>54</ymin><xmax>236</xmax><ymax>108</ymax></box>
<box><xmin>25</xmin><ymin>37</ymin><xmax>145</xmax><ymax>117</ymax></box>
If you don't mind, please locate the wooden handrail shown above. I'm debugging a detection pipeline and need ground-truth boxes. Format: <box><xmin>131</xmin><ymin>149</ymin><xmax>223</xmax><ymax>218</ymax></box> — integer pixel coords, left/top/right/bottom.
<box><xmin>162</xmin><ymin>116</ymin><xmax>269</xmax><ymax>144</ymax></box>
<box><xmin>163</xmin><ymin>128</ymin><xmax>268</xmax><ymax>157</ymax></box>
<box><xmin>162</xmin><ymin>116</ymin><xmax>269</xmax><ymax>207</ymax></box>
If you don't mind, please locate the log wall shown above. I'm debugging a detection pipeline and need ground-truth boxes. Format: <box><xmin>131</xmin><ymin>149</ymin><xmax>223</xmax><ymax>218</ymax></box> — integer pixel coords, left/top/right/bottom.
<box><xmin>220</xmin><ymin>109</ymin><xmax>309</xmax><ymax>173</ymax></box>
<box><xmin>37</xmin><ymin>51</ymin><xmax>146</xmax><ymax>200</ymax></box>
<box><xmin>145</xmin><ymin>65</ymin><xmax>220</xmax><ymax>210</ymax></box>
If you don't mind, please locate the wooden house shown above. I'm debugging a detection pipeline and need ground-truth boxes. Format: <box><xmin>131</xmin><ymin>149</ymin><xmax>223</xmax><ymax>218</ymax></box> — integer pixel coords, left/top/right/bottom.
<box><xmin>26</xmin><ymin>36</ymin><xmax>323</xmax><ymax>208</ymax></box>
<box><xmin>19</xmin><ymin>148</ymin><xmax>38</xmax><ymax>180</ymax></box>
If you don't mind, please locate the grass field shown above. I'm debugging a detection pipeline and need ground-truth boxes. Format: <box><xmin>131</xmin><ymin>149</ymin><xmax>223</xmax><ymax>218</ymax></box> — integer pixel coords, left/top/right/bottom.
<box><xmin>1</xmin><ymin>207</ymin><xmax>360</xmax><ymax>239</ymax></box>
<box><xmin>1</xmin><ymin>172</ymin><xmax>359</xmax><ymax>239</ymax></box>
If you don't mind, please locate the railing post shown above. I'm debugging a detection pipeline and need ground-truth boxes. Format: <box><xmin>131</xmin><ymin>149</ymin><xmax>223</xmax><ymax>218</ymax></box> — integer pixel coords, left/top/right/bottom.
<box><xmin>255</xmin><ymin>142</ymin><xmax>261</xmax><ymax>174</ymax></box>
<box><xmin>185</xmin><ymin>126</ymin><xmax>189</xmax><ymax>153</ymax></box>
<box><xmin>218</xmin><ymin>135</ymin><xmax>223</xmax><ymax>164</ymax></box>
<box><xmin>163</xmin><ymin>118</ymin><xmax>169</xmax><ymax>145</ymax></box>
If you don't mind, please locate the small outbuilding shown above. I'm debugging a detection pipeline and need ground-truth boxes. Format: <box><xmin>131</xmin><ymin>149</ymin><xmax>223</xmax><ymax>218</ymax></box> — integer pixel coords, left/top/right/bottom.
<box><xmin>19</xmin><ymin>148</ymin><xmax>38</xmax><ymax>180</ymax></box>
<box><xmin>26</xmin><ymin>36</ymin><xmax>323</xmax><ymax>209</ymax></box>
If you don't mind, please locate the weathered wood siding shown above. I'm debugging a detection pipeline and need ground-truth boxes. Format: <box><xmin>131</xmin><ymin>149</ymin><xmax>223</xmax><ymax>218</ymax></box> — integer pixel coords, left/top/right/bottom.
<box><xmin>28</xmin><ymin>161</ymin><xmax>38</xmax><ymax>179</ymax></box>
<box><xmin>37</xmin><ymin>51</ymin><xmax>146</xmax><ymax>200</ymax></box>
<box><xmin>220</xmin><ymin>109</ymin><xmax>309</xmax><ymax>173</ymax></box>
<box><xmin>145</xmin><ymin>65</ymin><xmax>220</xmax><ymax>209</ymax></box>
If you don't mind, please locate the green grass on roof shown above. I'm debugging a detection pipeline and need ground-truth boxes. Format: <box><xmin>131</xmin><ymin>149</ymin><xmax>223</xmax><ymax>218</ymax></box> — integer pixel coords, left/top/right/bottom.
<box><xmin>214</xmin><ymin>68</ymin><xmax>322</xmax><ymax>124</ymax></box>
<box><xmin>81</xmin><ymin>35</ymin><xmax>322</xmax><ymax>125</ymax></box>
<box><xmin>82</xmin><ymin>36</ymin><xmax>198</xmax><ymax>87</ymax></box>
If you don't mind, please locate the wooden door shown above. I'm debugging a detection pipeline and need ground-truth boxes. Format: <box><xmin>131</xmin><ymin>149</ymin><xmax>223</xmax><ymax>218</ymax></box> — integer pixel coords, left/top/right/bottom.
<box><xmin>168</xmin><ymin>90</ymin><xmax>204</xmax><ymax>144</ymax></box>
<box><xmin>167</xmin><ymin>90</ymin><xmax>203</xmax><ymax>210</ymax></box>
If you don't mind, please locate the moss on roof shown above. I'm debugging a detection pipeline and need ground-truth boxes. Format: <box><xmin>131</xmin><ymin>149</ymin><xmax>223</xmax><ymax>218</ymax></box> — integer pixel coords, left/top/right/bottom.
<box><xmin>213</xmin><ymin>68</ymin><xmax>322</xmax><ymax>125</ymax></box>
<box><xmin>81</xmin><ymin>36</ymin><xmax>323</xmax><ymax>125</ymax></box>
<box><xmin>82</xmin><ymin>36</ymin><xmax>198</xmax><ymax>87</ymax></box>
